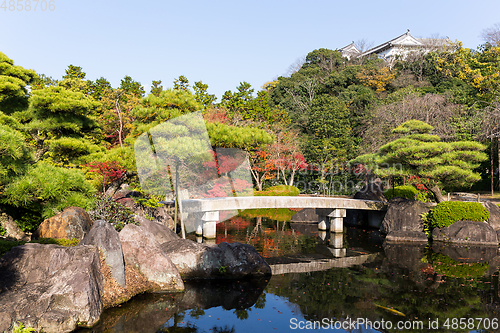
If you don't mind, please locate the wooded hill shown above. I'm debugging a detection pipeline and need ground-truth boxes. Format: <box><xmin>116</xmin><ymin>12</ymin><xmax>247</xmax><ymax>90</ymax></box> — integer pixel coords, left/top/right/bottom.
<box><xmin>1</xmin><ymin>38</ymin><xmax>499</xmax><ymax>232</ymax></box>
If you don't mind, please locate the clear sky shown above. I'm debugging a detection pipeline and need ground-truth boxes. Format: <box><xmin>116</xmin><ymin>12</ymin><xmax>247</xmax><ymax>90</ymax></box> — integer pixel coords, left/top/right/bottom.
<box><xmin>1</xmin><ymin>0</ymin><xmax>499</xmax><ymax>100</ymax></box>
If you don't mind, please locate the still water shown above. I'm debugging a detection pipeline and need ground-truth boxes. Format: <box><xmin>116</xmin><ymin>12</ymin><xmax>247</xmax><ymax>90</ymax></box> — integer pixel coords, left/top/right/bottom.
<box><xmin>77</xmin><ymin>213</ymin><xmax>500</xmax><ymax>333</ymax></box>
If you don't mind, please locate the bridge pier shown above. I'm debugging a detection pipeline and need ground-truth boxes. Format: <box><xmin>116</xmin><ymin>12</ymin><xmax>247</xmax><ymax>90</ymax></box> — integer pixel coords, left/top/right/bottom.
<box><xmin>195</xmin><ymin>211</ymin><xmax>218</xmax><ymax>239</ymax></box>
<box><xmin>329</xmin><ymin>209</ymin><xmax>346</xmax><ymax>233</ymax></box>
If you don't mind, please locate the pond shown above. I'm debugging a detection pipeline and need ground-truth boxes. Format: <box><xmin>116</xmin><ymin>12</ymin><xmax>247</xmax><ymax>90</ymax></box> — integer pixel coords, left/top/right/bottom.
<box><xmin>76</xmin><ymin>212</ymin><xmax>500</xmax><ymax>333</ymax></box>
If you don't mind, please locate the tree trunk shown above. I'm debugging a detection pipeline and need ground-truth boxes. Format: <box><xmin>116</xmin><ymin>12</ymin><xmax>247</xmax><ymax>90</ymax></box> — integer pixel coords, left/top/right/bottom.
<box><xmin>429</xmin><ymin>185</ymin><xmax>446</xmax><ymax>203</ymax></box>
<box><xmin>492</xmin><ymin>137</ymin><xmax>495</xmax><ymax>196</ymax></box>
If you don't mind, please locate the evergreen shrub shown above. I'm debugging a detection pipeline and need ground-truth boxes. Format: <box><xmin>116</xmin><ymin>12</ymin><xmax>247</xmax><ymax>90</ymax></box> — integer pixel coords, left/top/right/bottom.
<box><xmin>428</xmin><ymin>201</ymin><xmax>489</xmax><ymax>229</ymax></box>
<box><xmin>384</xmin><ymin>185</ymin><xmax>428</xmax><ymax>202</ymax></box>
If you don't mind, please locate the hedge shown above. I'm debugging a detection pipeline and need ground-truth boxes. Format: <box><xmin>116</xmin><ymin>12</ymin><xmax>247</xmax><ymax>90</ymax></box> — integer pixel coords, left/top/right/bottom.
<box><xmin>255</xmin><ymin>185</ymin><xmax>300</xmax><ymax>197</ymax></box>
<box><xmin>384</xmin><ymin>185</ymin><xmax>429</xmax><ymax>202</ymax></box>
<box><xmin>427</xmin><ymin>201</ymin><xmax>489</xmax><ymax>229</ymax></box>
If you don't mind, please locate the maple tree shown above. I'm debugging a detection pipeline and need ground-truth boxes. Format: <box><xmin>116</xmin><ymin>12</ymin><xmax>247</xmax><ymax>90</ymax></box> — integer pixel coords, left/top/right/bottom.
<box><xmin>84</xmin><ymin>161</ymin><xmax>126</xmax><ymax>193</ymax></box>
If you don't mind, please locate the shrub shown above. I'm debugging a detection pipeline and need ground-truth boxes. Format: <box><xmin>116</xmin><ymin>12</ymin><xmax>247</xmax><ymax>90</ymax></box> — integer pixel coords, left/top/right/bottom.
<box><xmin>384</xmin><ymin>185</ymin><xmax>429</xmax><ymax>202</ymax></box>
<box><xmin>427</xmin><ymin>201</ymin><xmax>489</xmax><ymax>229</ymax></box>
<box><xmin>88</xmin><ymin>194</ymin><xmax>137</xmax><ymax>231</ymax></box>
<box><xmin>255</xmin><ymin>185</ymin><xmax>300</xmax><ymax>197</ymax></box>
<box><xmin>240</xmin><ymin>208</ymin><xmax>297</xmax><ymax>221</ymax></box>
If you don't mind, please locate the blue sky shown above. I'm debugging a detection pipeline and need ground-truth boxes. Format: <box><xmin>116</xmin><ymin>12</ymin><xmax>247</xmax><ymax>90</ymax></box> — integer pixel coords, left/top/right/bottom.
<box><xmin>1</xmin><ymin>0</ymin><xmax>499</xmax><ymax>99</ymax></box>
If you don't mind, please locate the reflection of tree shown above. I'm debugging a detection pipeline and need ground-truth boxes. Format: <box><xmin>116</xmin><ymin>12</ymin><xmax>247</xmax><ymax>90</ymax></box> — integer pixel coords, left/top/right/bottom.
<box><xmin>188</xmin><ymin>307</ymin><xmax>205</xmax><ymax>319</ymax></box>
<box><xmin>211</xmin><ymin>325</ymin><xmax>235</xmax><ymax>333</ymax></box>
<box><xmin>233</xmin><ymin>309</ymin><xmax>249</xmax><ymax>320</ymax></box>
<box><xmin>254</xmin><ymin>292</ymin><xmax>266</xmax><ymax>309</ymax></box>
<box><xmin>156</xmin><ymin>311</ymin><xmax>197</xmax><ymax>333</ymax></box>
<box><xmin>267</xmin><ymin>252</ymin><xmax>495</xmax><ymax>333</ymax></box>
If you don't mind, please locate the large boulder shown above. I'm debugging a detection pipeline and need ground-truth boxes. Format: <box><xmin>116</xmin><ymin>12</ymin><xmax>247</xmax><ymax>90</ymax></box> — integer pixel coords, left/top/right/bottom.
<box><xmin>114</xmin><ymin>188</ymin><xmax>174</xmax><ymax>229</ymax></box>
<box><xmin>432</xmin><ymin>220</ymin><xmax>499</xmax><ymax>245</ymax></box>
<box><xmin>353</xmin><ymin>179</ymin><xmax>387</xmax><ymax>201</ymax></box>
<box><xmin>134</xmin><ymin>215</ymin><xmax>179</xmax><ymax>244</ymax></box>
<box><xmin>0</xmin><ymin>243</ymin><xmax>103</xmax><ymax>333</ymax></box>
<box><xmin>345</xmin><ymin>179</ymin><xmax>387</xmax><ymax>227</ymax></box>
<box><xmin>33</xmin><ymin>206</ymin><xmax>93</xmax><ymax>240</ymax></box>
<box><xmin>119</xmin><ymin>224</ymin><xmax>184</xmax><ymax>292</ymax></box>
<box><xmin>380</xmin><ymin>197</ymin><xmax>431</xmax><ymax>234</ymax></box>
<box><xmin>385</xmin><ymin>230</ymin><xmax>428</xmax><ymax>243</ymax></box>
<box><xmin>483</xmin><ymin>201</ymin><xmax>500</xmax><ymax>231</ymax></box>
<box><xmin>82</xmin><ymin>220</ymin><xmax>126</xmax><ymax>287</ymax></box>
<box><xmin>160</xmin><ymin>239</ymin><xmax>271</xmax><ymax>279</ymax></box>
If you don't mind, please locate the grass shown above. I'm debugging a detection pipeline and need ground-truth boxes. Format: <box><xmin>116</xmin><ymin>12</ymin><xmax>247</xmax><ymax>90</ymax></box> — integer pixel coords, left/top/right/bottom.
<box><xmin>0</xmin><ymin>238</ymin><xmax>80</xmax><ymax>257</ymax></box>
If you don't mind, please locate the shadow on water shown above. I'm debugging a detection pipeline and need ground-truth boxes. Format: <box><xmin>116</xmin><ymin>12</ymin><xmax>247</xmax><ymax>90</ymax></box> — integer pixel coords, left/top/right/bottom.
<box><xmin>75</xmin><ymin>277</ymin><xmax>269</xmax><ymax>333</ymax></box>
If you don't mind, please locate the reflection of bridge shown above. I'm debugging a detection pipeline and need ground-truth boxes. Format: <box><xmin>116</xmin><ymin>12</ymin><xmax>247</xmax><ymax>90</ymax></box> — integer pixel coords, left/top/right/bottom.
<box><xmin>269</xmin><ymin>253</ymin><xmax>381</xmax><ymax>275</ymax></box>
<box><xmin>174</xmin><ymin>196</ymin><xmax>387</xmax><ymax>239</ymax></box>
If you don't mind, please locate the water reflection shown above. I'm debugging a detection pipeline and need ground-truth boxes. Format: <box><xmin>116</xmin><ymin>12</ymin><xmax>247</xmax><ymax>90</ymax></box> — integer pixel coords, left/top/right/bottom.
<box><xmin>76</xmin><ymin>216</ymin><xmax>500</xmax><ymax>333</ymax></box>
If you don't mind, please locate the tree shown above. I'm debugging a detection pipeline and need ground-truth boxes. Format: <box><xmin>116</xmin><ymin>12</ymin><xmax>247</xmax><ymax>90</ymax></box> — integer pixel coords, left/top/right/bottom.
<box><xmin>0</xmin><ymin>52</ymin><xmax>37</xmax><ymax>113</ymax></box>
<box><xmin>21</xmin><ymin>86</ymin><xmax>101</xmax><ymax>163</ymax></box>
<box><xmin>193</xmin><ymin>80</ymin><xmax>216</xmax><ymax>107</ymax></box>
<box><xmin>173</xmin><ymin>75</ymin><xmax>190</xmax><ymax>91</ymax></box>
<box><xmin>481</xmin><ymin>23</ymin><xmax>500</xmax><ymax>47</ymax></box>
<box><xmin>353</xmin><ymin>120</ymin><xmax>487</xmax><ymax>202</ymax></box>
<box><xmin>120</xmin><ymin>75</ymin><xmax>145</xmax><ymax>97</ymax></box>
<box><xmin>150</xmin><ymin>80</ymin><xmax>163</xmax><ymax>97</ymax></box>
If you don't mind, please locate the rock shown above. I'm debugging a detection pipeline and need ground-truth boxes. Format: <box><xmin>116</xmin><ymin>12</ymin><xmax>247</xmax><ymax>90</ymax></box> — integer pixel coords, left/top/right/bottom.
<box><xmin>208</xmin><ymin>242</ymin><xmax>272</xmax><ymax>278</ymax></box>
<box><xmin>82</xmin><ymin>220</ymin><xmax>126</xmax><ymax>287</ymax></box>
<box><xmin>385</xmin><ymin>230</ymin><xmax>428</xmax><ymax>243</ymax></box>
<box><xmin>119</xmin><ymin>224</ymin><xmax>184</xmax><ymax>291</ymax></box>
<box><xmin>160</xmin><ymin>239</ymin><xmax>271</xmax><ymax>279</ymax></box>
<box><xmin>0</xmin><ymin>208</ymin><xmax>29</xmax><ymax>241</ymax></box>
<box><xmin>114</xmin><ymin>189</ymin><xmax>174</xmax><ymax>229</ymax></box>
<box><xmin>0</xmin><ymin>243</ymin><xmax>103</xmax><ymax>333</ymax></box>
<box><xmin>380</xmin><ymin>197</ymin><xmax>432</xmax><ymax>235</ymax></box>
<box><xmin>33</xmin><ymin>206</ymin><xmax>93</xmax><ymax>240</ymax></box>
<box><xmin>134</xmin><ymin>215</ymin><xmax>179</xmax><ymax>244</ymax></box>
<box><xmin>345</xmin><ymin>179</ymin><xmax>387</xmax><ymax>227</ymax></box>
<box><xmin>432</xmin><ymin>220</ymin><xmax>498</xmax><ymax>245</ymax></box>
<box><xmin>432</xmin><ymin>243</ymin><xmax>497</xmax><ymax>264</ymax></box>
<box><xmin>383</xmin><ymin>241</ymin><xmax>427</xmax><ymax>269</ymax></box>
<box><xmin>483</xmin><ymin>201</ymin><xmax>500</xmax><ymax>231</ymax></box>
<box><xmin>354</xmin><ymin>178</ymin><xmax>387</xmax><ymax>202</ymax></box>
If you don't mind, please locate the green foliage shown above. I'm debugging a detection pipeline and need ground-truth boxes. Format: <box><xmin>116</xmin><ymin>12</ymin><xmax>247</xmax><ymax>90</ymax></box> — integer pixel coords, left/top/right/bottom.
<box><xmin>353</xmin><ymin>120</ymin><xmax>487</xmax><ymax>193</ymax></box>
<box><xmin>239</xmin><ymin>208</ymin><xmax>297</xmax><ymax>221</ymax></box>
<box><xmin>130</xmin><ymin>88</ymin><xmax>203</xmax><ymax>137</ymax></box>
<box><xmin>384</xmin><ymin>185</ymin><xmax>429</xmax><ymax>202</ymax></box>
<box><xmin>206</xmin><ymin>122</ymin><xmax>274</xmax><ymax>148</ymax></box>
<box><xmin>0</xmin><ymin>121</ymin><xmax>32</xmax><ymax>184</ymax></box>
<box><xmin>255</xmin><ymin>185</ymin><xmax>300</xmax><ymax>196</ymax></box>
<box><xmin>12</xmin><ymin>322</ymin><xmax>37</xmax><ymax>333</ymax></box>
<box><xmin>0</xmin><ymin>51</ymin><xmax>37</xmax><ymax>113</ymax></box>
<box><xmin>88</xmin><ymin>194</ymin><xmax>136</xmax><ymax>231</ymax></box>
<box><xmin>428</xmin><ymin>201</ymin><xmax>489</xmax><ymax>229</ymax></box>
<box><xmin>0</xmin><ymin>224</ymin><xmax>5</xmax><ymax>236</ymax></box>
<box><xmin>1</xmin><ymin>163</ymin><xmax>95</xmax><ymax>224</ymax></box>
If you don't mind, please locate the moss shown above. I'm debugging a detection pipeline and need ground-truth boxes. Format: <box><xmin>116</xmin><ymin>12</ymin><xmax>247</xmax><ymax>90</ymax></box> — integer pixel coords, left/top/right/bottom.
<box><xmin>255</xmin><ymin>185</ymin><xmax>300</xmax><ymax>197</ymax></box>
<box><xmin>0</xmin><ymin>238</ymin><xmax>80</xmax><ymax>257</ymax></box>
<box><xmin>428</xmin><ymin>201</ymin><xmax>489</xmax><ymax>229</ymax></box>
